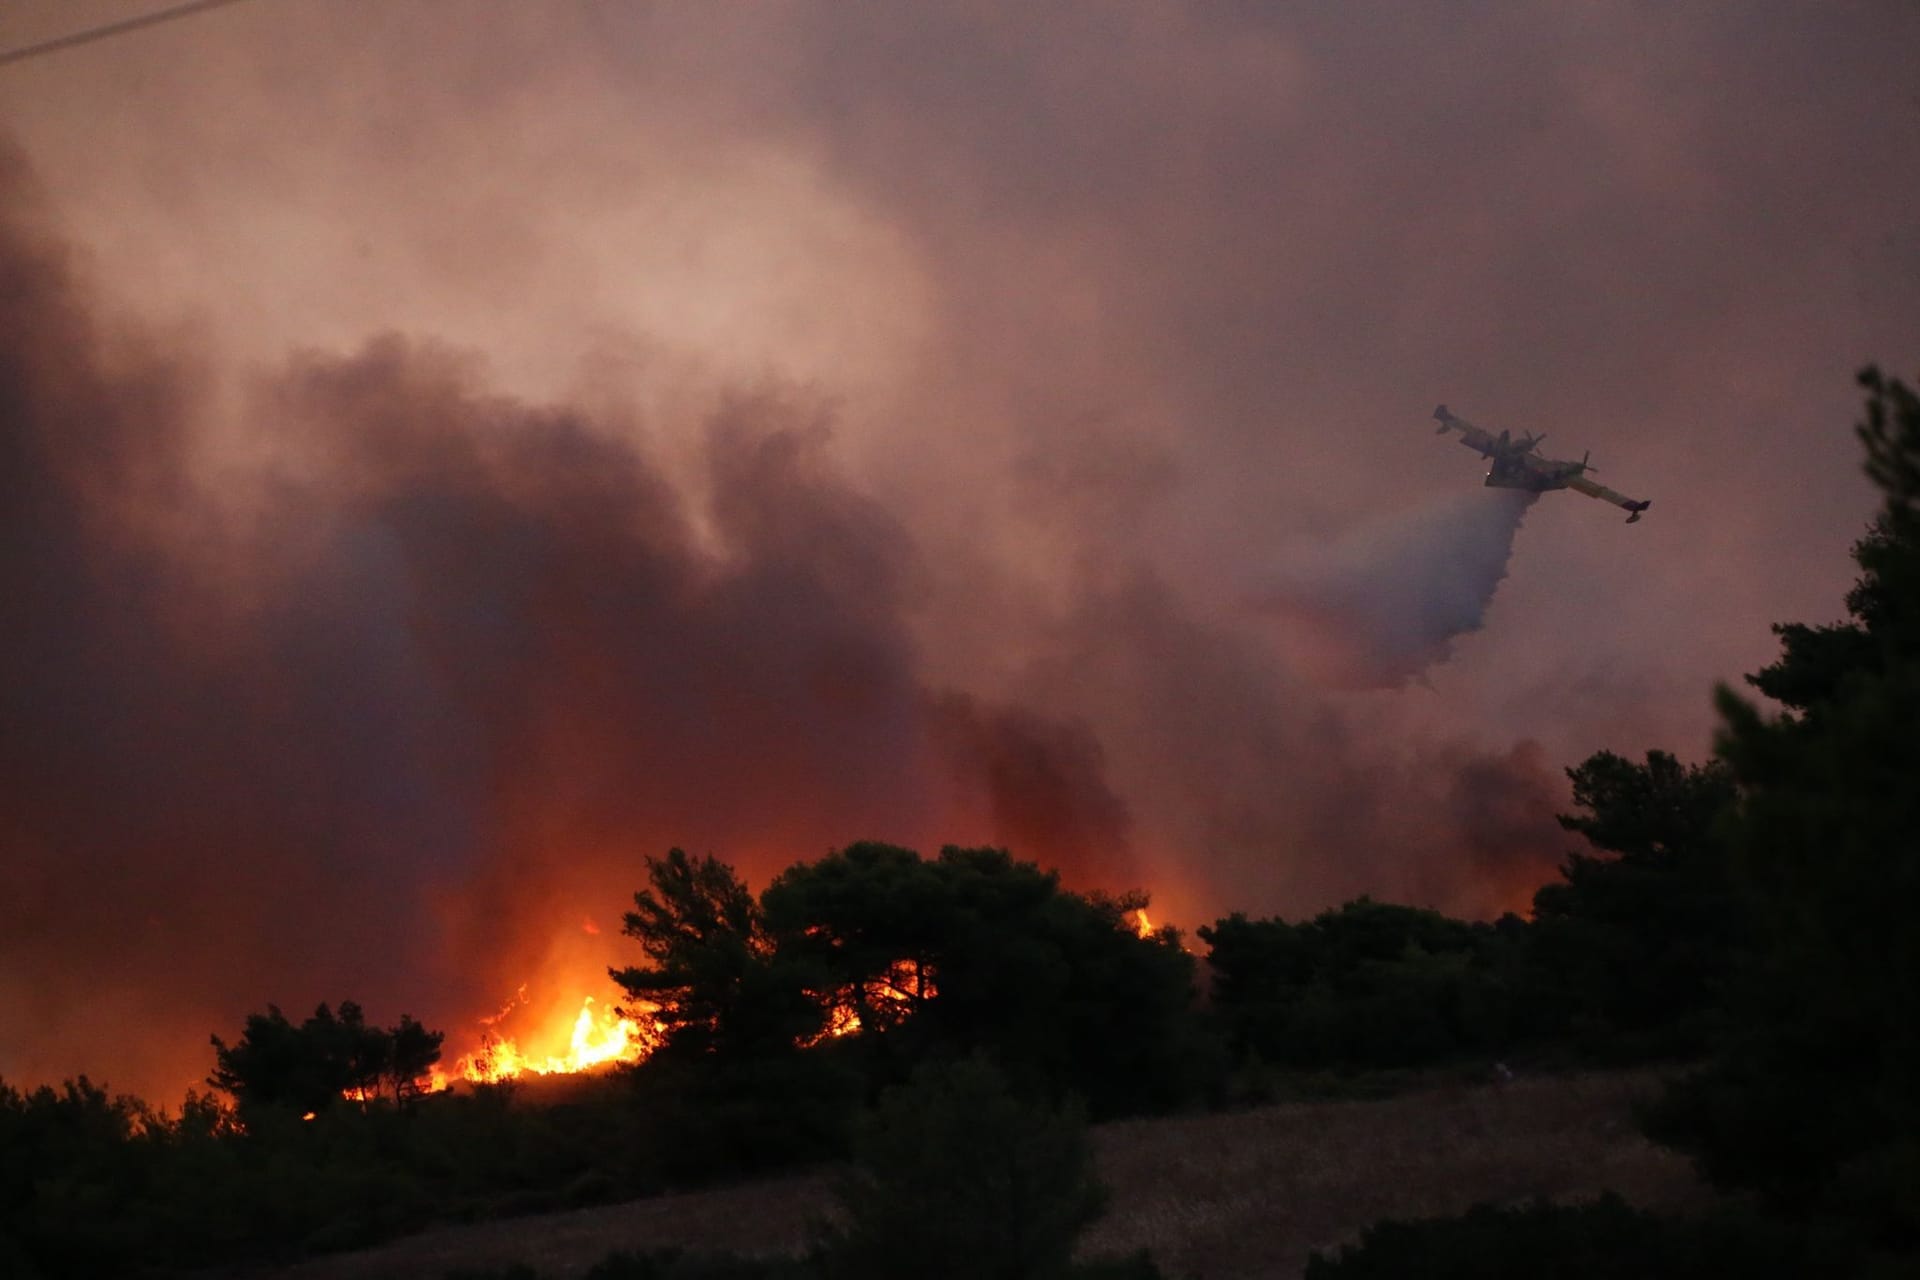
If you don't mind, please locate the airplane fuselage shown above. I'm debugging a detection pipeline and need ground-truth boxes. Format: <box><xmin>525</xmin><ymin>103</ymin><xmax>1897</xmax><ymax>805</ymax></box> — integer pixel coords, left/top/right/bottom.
<box><xmin>1432</xmin><ymin>403</ymin><xmax>1650</xmax><ymax>523</ymax></box>
<box><xmin>1486</xmin><ymin>453</ymin><xmax>1585</xmax><ymax>491</ymax></box>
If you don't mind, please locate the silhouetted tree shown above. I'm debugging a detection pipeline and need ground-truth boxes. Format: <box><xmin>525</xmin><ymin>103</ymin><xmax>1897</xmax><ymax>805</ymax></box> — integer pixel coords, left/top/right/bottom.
<box><xmin>384</xmin><ymin>1014</ymin><xmax>445</xmax><ymax>1102</ymax></box>
<box><xmin>611</xmin><ymin>848</ymin><xmax>823</xmax><ymax>1061</ymax></box>
<box><xmin>760</xmin><ymin>842</ymin><xmax>946</xmax><ymax>1038</ymax></box>
<box><xmin>0</xmin><ymin>1075</ymin><xmax>158</xmax><ymax>1276</ymax></box>
<box><xmin>765</xmin><ymin>844</ymin><xmax>1213</xmax><ymax>1116</ymax></box>
<box><xmin>211</xmin><ymin>1004</ymin><xmax>355</xmax><ymax>1114</ymax></box>
<box><xmin>1522</xmin><ymin>750</ymin><xmax>1743</xmax><ymax>1053</ymax></box>
<box><xmin>1200</xmin><ymin>899</ymin><xmax>1513</xmax><ymax>1071</ymax></box>
<box><xmin>1645</xmin><ymin>368</ymin><xmax>1920</xmax><ymax>1251</ymax></box>
<box><xmin>1555</xmin><ymin>749</ymin><xmax>1735</xmax><ymax>860</ymax></box>
<box><xmin>209</xmin><ymin>1002</ymin><xmax>440</xmax><ymax>1113</ymax></box>
<box><xmin>610</xmin><ymin>849</ymin><xmax>857</xmax><ymax>1177</ymax></box>
<box><xmin>613</xmin><ymin>843</ymin><xmax>1211</xmax><ymax>1133</ymax></box>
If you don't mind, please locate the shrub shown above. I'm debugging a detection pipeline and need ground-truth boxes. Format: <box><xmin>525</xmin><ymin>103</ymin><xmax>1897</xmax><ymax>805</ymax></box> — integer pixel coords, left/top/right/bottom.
<box><xmin>817</xmin><ymin>1056</ymin><xmax>1106</xmax><ymax>1280</ymax></box>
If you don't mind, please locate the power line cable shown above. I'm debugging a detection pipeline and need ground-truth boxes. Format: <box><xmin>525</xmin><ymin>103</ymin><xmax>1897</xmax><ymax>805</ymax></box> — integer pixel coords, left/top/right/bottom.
<box><xmin>0</xmin><ymin>0</ymin><xmax>262</xmax><ymax>70</ymax></box>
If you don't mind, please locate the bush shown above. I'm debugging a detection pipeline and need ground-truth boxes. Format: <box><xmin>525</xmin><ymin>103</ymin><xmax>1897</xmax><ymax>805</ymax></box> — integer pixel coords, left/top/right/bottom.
<box><xmin>625</xmin><ymin>1047</ymin><xmax>864</xmax><ymax>1186</ymax></box>
<box><xmin>817</xmin><ymin>1056</ymin><xmax>1107</xmax><ymax>1280</ymax></box>
<box><xmin>1200</xmin><ymin>901</ymin><xmax>1519</xmax><ymax>1074</ymax></box>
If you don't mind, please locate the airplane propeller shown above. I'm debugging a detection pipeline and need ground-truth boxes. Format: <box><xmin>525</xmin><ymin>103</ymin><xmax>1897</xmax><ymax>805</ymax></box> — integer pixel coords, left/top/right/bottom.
<box><xmin>1495</xmin><ymin>429</ymin><xmax>1544</xmax><ymax>457</ymax></box>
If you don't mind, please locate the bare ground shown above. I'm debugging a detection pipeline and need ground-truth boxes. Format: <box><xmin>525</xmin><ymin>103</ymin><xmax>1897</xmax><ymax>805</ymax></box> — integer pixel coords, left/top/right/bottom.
<box><xmin>245</xmin><ymin>1067</ymin><xmax>1710</xmax><ymax>1280</ymax></box>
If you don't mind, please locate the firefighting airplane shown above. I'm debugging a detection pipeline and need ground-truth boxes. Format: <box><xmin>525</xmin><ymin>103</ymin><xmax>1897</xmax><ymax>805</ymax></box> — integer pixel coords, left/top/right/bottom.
<box><xmin>1431</xmin><ymin>404</ymin><xmax>1651</xmax><ymax>523</ymax></box>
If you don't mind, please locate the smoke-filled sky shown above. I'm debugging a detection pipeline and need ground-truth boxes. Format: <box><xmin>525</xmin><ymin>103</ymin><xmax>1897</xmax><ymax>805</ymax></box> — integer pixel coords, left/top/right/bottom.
<box><xmin>3</xmin><ymin>1</ymin><xmax>1917</xmax><ymax>1102</ymax></box>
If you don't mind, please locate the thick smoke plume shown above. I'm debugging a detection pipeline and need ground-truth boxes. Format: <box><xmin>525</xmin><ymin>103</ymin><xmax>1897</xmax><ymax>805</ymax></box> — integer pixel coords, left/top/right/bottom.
<box><xmin>0</xmin><ymin>138</ymin><xmax>1570</xmax><ymax>1101</ymax></box>
<box><xmin>0</xmin><ymin>140</ymin><xmax>1566</xmax><ymax>1105</ymax></box>
<box><xmin>1252</xmin><ymin>490</ymin><xmax>1538</xmax><ymax>688</ymax></box>
<box><xmin>0</xmin><ymin>0</ymin><xmax>1889</xmax><ymax>1108</ymax></box>
<box><xmin>930</xmin><ymin>693</ymin><xmax>1139</xmax><ymax>887</ymax></box>
<box><xmin>0</xmin><ymin>146</ymin><xmax>1148</xmax><ymax>1096</ymax></box>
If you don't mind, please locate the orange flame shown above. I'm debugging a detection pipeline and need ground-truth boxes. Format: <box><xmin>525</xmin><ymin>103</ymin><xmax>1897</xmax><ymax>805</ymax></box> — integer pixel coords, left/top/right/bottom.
<box><xmin>312</xmin><ymin>984</ymin><xmax>663</xmax><ymax>1104</ymax></box>
<box><xmin>337</xmin><ymin>895</ymin><xmax>1165</xmax><ymax>1102</ymax></box>
<box><xmin>452</xmin><ymin>995</ymin><xmax>661</xmax><ymax>1084</ymax></box>
<box><xmin>806</xmin><ymin>958</ymin><xmax>937</xmax><ymax>1045</ymax></box>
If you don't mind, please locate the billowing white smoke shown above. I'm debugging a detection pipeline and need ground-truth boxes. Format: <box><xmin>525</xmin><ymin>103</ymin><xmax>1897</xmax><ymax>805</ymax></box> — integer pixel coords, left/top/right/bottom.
<box><xmin>1252</xmin><ymin>489</ymin><xmax>1537</xmax><ymax>687</ymax></box>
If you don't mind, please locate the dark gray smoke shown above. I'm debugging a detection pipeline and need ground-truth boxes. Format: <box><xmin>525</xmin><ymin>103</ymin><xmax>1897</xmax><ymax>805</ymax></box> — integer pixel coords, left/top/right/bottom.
<box><xmin>1252</xmin><ymin>489</ymin><xmax>1538</xmax><ymax>687</ymax></box>
<box><xmin>0</xmin><ymin>136</ymin><xmax>1567</xmax><ymax>1103</ymax></box>
<box><xmin>4</xmin><ymin>0</ymin><xmax>1911</xmax><ymax>1103</ymax></box>
<box><xmin>930</xmin><ymin>693</ymin><xmax>1138</xmax><ymax>886</ymax></box>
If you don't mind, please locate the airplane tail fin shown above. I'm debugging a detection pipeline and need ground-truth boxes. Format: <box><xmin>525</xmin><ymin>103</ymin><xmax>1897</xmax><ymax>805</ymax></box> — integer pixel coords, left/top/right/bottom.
<box><xmin>1433</xmin><ymin>403</ymin><xmax>1453</xmax><ymax>433</ymax></box>
<box><xmin>1625</xmin><ymin>499</ymin><xmax>1650</xmax><ymax>525</ymax></box>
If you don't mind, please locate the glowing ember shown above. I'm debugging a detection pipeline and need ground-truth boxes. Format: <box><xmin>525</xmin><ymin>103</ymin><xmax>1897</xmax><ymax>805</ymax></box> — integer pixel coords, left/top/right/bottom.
<box><xmin>817</xmin><ymin>1002</ymin><xmax>865</xmax><ymax>1040</ymax></box>
<box><xmin>808</xmin><ymin>958</ymin><xmax>936</xmax><ymax>1045</ymax></box>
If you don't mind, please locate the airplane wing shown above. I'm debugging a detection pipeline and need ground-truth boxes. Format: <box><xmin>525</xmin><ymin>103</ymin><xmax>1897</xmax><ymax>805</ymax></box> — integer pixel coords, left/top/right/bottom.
<box><xmin>1431</xmin><ymin>403</ymin><xmax>1499</xmax><ymax>458</ymax></box>
<box><xmin>1566</xmin><ymin>474</ymin><xmax>1652</xmax><ymax>523</ymax></box>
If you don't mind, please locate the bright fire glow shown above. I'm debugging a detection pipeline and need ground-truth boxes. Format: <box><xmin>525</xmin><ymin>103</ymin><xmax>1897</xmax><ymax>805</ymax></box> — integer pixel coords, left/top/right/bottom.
<box><xmin>331</xmin><ymin>991</ymin><xmax>658</xmax><ymax>1101</ymax></box>
<box><xmin>808</xmin><ymin>958</ymin><xmax>936</xmax><ymax>1045</ymax></box>
<box><xmin>452</xmin><ymin>995</ymin><xmax>660</xmax><ymax>1084</ymax></box>
<box><xmin>349</xmin><ymin>903</ymin><xmax>1158</xmax><ymax>1101</ymax></box>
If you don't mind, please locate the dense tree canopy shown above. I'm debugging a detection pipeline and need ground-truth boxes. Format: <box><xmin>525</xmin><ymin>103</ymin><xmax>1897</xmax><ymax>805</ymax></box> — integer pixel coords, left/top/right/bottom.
<box><xmin>612</xmin><ymin>848</ymin><xmax>823</xmax><ymax>1063</ymax></box>
<box><xmin>1203</xmin><ymin>750</ymin><xmax>1747</xmax><ymax>1072</ymax></box>
<box><xmin>208</xmin><ymin>1001</ymin><xmax>443</xmax><ymax>1114</ymax></box>
<box><xmin>1200</xmin><ymin>900</ymin><xmax>1515</xmax><ymax>1072</ymax></box>
<box><xmin>1525</xmin><ymin>750</ymin><xmax>1743</xmax><ymax>1054</ymax></box>
<box><xmin>615</xmin><ymin>843</ymin><xmax>1208</xmax><ymax>1118</ymax></box>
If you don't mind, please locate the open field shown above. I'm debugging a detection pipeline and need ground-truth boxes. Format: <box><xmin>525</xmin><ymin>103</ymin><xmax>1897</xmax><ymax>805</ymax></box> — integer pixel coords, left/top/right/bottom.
<box><xmin>240</xmin><ymin>1067</ymin><xmax>1711</xmax><ymax>1280</ymax></box>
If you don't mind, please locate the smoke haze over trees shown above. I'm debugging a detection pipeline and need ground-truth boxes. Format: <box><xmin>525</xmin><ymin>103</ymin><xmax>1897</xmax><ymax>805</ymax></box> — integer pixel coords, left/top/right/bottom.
<box><xmin>0</xmin><ymin>140</ymin><xmax>1567</xmax><ymax>1102</ymax></box>
<box><xmin>3</xmin><ymin>1</ymin><xmax>1919</xmax><ymax>1105</ymax></box>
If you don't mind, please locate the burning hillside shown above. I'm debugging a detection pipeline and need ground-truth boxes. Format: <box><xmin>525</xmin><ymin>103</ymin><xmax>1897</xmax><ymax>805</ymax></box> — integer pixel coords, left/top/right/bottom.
<box><xmin>448</xmin><ymin>992</ymin><xmax>661</xmax><ymax>1087</ymax></box>
<box><xmin>0</xmin><ymin>132</ymin><xmax>1568</xmax><ymax>1107</ymax></box>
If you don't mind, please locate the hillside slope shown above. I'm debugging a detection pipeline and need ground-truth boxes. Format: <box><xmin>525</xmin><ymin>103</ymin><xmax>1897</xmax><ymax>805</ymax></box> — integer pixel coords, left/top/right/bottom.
<box><xmin>244</xmin><ymin>1068</ymin><xmax>1708</xmax><ymax>1280</ymax></box>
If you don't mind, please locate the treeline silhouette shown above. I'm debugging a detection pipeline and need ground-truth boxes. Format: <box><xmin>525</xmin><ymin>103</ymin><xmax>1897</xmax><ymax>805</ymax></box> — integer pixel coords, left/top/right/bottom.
<box><xmin>1204</xmin><ymin>745</ymin><xmax>1738</xmax><ymax>1084</ymax></box>
<box><xmin>0</xmin><ymin>804</ymin><xmax>1743</xmax><ymax>1277</ymax></box>
<box><xmin>211</xmin><ymin>1001</ymin><xmax>445</xmax><ymax>1110</ymax></box>
<box><xmin>3</xmin><ymin>369</ymin><xmax>1916</xmax><ymax>1277</ymax></box>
